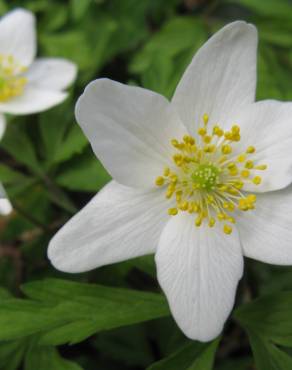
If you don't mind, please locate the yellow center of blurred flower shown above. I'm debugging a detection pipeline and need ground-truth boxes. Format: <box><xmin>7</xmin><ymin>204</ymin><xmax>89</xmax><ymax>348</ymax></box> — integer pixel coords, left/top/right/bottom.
<box><xmin>0</xmin><ymin>54</ymin><xmax>27</xmax><ymax>102</ymax></box>
<box><xmin>155</xmin><ymin>114</ymin><xmax>267</xmax><ymax>235</ymax></box>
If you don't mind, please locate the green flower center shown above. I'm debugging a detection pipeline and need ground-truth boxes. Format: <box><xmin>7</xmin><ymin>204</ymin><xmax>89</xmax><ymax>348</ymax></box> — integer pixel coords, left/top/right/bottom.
<box><xmin>191</xmin><ymin>164</ymin><xmax>220</xmax><ymax>191</ymax></box>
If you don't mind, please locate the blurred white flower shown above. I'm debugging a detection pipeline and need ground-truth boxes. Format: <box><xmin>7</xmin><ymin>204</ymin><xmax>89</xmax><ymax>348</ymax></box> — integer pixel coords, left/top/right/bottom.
<box><xmin>0</xmin><ymin>182</ymin><xmax>12</xmax><ymax>215</ymax></box>
<box><xmin>48</xmin><ymin>21</ymin><xmax>292</xmax><ymax>341</ymax></box>
<box><xmin>0</xmin><ymin>8</ymin><xmax>77</xmax><ymax>137</ymax></box>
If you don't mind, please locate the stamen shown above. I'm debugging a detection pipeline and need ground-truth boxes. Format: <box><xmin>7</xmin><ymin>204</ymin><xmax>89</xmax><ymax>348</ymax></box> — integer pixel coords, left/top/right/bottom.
<box><xmin>155</xmin><ymin>115</ymin><xmax>267</xmax><ymax>235</ymax></box>
<box><xmin>0</xmin><ymin>54</ymin><xmax>27</xmax><ymax>102</ymax></box>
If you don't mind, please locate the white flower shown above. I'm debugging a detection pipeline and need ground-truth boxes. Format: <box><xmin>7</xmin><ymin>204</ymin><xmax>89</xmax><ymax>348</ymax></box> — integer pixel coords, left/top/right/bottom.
<box><xmin>0</xmin><ymin>8</ymin><xmax>77</xmax><ymax>136</ymax></box>
<box><xmin>0</xmin><ymin>182</ymin><xmax>12</xmax><ymax>215</ymax></box>
<box><xmin>48</xmin><ymin>21</ymin><xmax>292</xmax><ymax>341</ymax></box>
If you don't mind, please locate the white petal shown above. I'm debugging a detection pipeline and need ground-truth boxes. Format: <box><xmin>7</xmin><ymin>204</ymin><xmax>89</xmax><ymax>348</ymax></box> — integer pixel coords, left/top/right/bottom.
<box><xmin>0</xmin><ymin>9</ymin><xmax>36</xmax><ymax>67</ymax></box>
<box><xmin>48</xmin><ymin>181</ymin><xmax>172</xmax><ymax>273</ymax></box>
<box><xmin>0</xmin><ymin>183</ymin><xmax>12</xmax><ymax>215</ymax></box>
<box><xmin>0</xmin><ymin>114</ymin><xmax>6</xmax><ymax>140</ymax></box>
<box><xmin>0</xmin><ymin>86</ymin><xmax>67</xmax><ymax>115</ymax></box>
<box><xmin>238</xmin><ymin>186</ymin><xmax>292</xmax><ymax>265</ymax></box>
<box><xmin>75</xmin><ymin>78</ymin><xmax>187</xmax><ymax>188</ymax></box>
<box><xmin>0</xmin><ymin>198</ymin><xmax>12</xmax><ymax>215</ymax></box>
<box><xmin>233</xmin><ymin>100</ymin><xmax>292</xmax><ymax>192</ymax></box>
<box><xmin>172</xmin><ymin>21</ymin><xmax>257</xmax><ymax>135</ymax></box>
<box><xmin>26</xmin><ymin>58</ymin><xmax>77</xmax><ymax>90</ymax></box>
<box><xmin>155</xmin><ymin>214</ymin><xmax>243</xmax><ymax>341</ymax></box>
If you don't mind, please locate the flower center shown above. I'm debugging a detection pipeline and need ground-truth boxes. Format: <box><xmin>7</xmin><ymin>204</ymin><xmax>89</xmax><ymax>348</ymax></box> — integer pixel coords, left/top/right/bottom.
<box><xmin>0</xmin><ymin>54</ymin><xmax>27</xmax><ymax>102</ymax></box>
<box><xmin>155</xmin><ymin>114</ymin><xmax>267</xmax><ymax>235</ymax></box>
<box><xmin>191</xmin><ymin>164</ymin><xmax>219</xmax><ymax>191</ymax></box>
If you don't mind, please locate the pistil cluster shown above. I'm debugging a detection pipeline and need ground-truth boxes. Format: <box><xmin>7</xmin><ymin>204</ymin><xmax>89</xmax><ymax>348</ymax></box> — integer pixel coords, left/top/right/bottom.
<box><xmin>0</xmin><ymin>54</ymin><xmax>27</xmax><ymax>102</ymax></box>
<box><xmin>155</xmin><ymin>115</ymin><xmax>267</xmax><ymax>234</ymax></box>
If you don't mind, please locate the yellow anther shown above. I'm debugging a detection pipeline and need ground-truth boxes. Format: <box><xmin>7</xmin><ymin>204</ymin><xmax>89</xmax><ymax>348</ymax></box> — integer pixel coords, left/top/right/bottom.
<box><xmin>0</xmin><ymin>54</ymin><xmax>27</xmax><ymax>102</ymax></box>
<box><xmin>228</xmin><ymin>216</ymin><xmax>235</xmax><ymax>224</ymax></box>
<box><xmin>155</xmin><ymin>176</ymin><xmax>165</xmax><ymax>186</ymax></box>
<box><xmin>170</xmin><ymin>174</ymin><xmax>178</xmax><ymax>183</ymax></box>
<box><xmin>176</xmin><ymin>192</ymin><xmax>182</xmax><ymax>202</ymax></box>
<box><xmin>246</xmin><ymin>146</ymin><xmax>255</xmax><ymax>154</ymax></box>
<box><xmin>227</xmin><ymin>162</ymin><xmax>236</xmax><ymax>170</ymax></box>
<box><xmin>255</xmin><ymin>164</ymin><xmax>267</xmax><ymax>170</ymax></box>
<box><xmin>213</xmin><ymin>126</ymin><xmax>223</xmax><ymax>137</ymax></box>
<box><xmin>247</xmin><ymin>194</ymin><xmax>256</xmax><ymax>202</ymax></box>
<box><xmin>168</xmin><ymin>208</ymin><xmax>178</xmax><ymax>216</ymax></box>
<box><xmin>218</xmin><ymin>155</ymin><xmax>228</xmax><ymax>164</ymax></box>
<box><xmin>163</xmin><ymin>167</ymin><xmax>170</xmax><ymax>176</ymax></box>
<box><xmin>183</xmin><ymin>135</ymin><xmax>195</xmax><ymax>145</ymax></box>
<box><xmin>173</xmin><ymin>153</ymin><xmax>182</xmax><ymax>161</ymax></box>
<box><xmin>231</xmin><ymin>125</ymin><xmax>240</xmax><ymax>134</ymax></box>
<box><xmin>171</xmin><ymin>139</ymin><xmax>180</xmax><ymax>148</ymax></box>
<box><xmin>237</xmin><ymin>154</ymin><xmax>246</xmax><ymax>163</ymax></box>
<box><xmin>224</xmin><ymin>132</ymin><xmax>233</xmax><ymax>140</ymax></box>
<box><xmin>253</xmin><ymin>176</ymin><xmax>262</xmax><ymax>185</ymax></box>
<box><xmin>204</xmin><ymin>145</ymin><xmax>215</xmax><ymax>153</ymax></box>
<box><xmin>229</xmin><ymin>167</ymin><xmax>238</xmax><ymax>176</ymax></box>
<box><xmin>238</xmin><ymin>199</ymin><xmax>248</xmax><ymax>211</ymax></box>
<box><xmin>198</xmin><ymin>127</ymin><xmax>206</xmax><ymax>136</ymax></box>
<box><xmin>241</xmin><ymin>169</ymin><xmax>250</xmax><ymax>178</ymax></box>
<box><xmin>233</xmin><ymin>134</ymin><xmax>241</xmax><ymax>142</ymax></box>
<box><xmin>203</xmin><ymin>135</ymin><xmax>212</xmax><ymax>144</ymax></box>
<box><xmin>195</xmin><ymin>216</ymin><xmax>202</xmax><ymax>227</ymax></box>
<box><xmin>203</xmin><ymin>114</ymin><xmax>209</xmax><ymax>125</ymax></box>
<box><xmin>223</xmin><ymin>225</ymin><xmax>232</xmax><ymax>234</ymax></box>
<box><xmin>217</xmin><ymin>212</ymin><xmax>226</xmax><ymax>220</ymax></box>
<box><xmin>208</xmin><ymin>218</ymin><xmax>216</xmax><ymax>227</ymax></box>
<box><xmin>179</xmin><ymin>201</ymin><xmax>189</xmax><ymax>211</ymax></box>
<box><xmin>245</xmin><ymin>160</ymin><xmax>254</xmax><ymax>169</ymax></box>
<box><xmin>234</xmin><ymin>181</ymin><xmax>243</xmax><ymax>189</ymax></box>
<box><xmin>222</xmin><ymin>145</ymin><xmax>232</xmax><ymax>154</ymax></box>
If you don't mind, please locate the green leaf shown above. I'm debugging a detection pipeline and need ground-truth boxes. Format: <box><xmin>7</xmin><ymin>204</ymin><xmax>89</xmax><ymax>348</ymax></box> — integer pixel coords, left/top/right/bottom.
<box><xmin>38</xmin><ymin>100</ymin><xmax>73</xmax><ymax>164</ymax></box>
<box><xmin>71</xmin><ymin>0</ymin><xmax>92</xmax><ymax>21</ymax></box>
<box><xmin>224</xmin><ymin>0</ymin><xmax>292</xmax><ymax>21</ymax></box>
<box><xmin>248</xmin><ymin>330</ymin><xmax>292</xmax><ymax>370</ymax></box>
<box><xmin>0</xmin><ymin>340</ymin><xmax>26</xmax><ymax>370</ymax></box>
<box><xmin>0</xmin><ymin>164</ymin><xmax>27</xmax><ymax>185</ymax></box>
<box><xmin>0</xmin><ymin>279</ymin><xmax>169</xmax><ymax>344</ymax></box>
<box><xmin>215</xmin><ymin>357</ymin><xmax>253</xmax><ymax>370</ymax></box>
<box><xmin>0</xmin><ymin>122</ymin><xmax>42</xmax><ymax>175</ymax></box>
<box><xmin>147</xmin><ymin>338</ymin><xmax>219</xmax><ymax>370</ymax></box>
<box><xmin>56</xmin><ymin>150</ymin><xmax>111</xmax><ymax>192</ymax></box>
<box><xmin>130</xmin><ymin>17</ymin><xmax>207</xmax><ymax>98</ymax></box>
<box><xmin>25</xmin><ymin>346</ymin><xmax>83</xmax><ymax>370</ymax></box>
<box><xmin>53</xmin><ymin>124</ymin><xmax>88</xmax><ymax>164</ymax></box>
<box><xmin>235</xmin><ymin>291</ymin><xmax>292</xmax><ymax>347</ymax></box>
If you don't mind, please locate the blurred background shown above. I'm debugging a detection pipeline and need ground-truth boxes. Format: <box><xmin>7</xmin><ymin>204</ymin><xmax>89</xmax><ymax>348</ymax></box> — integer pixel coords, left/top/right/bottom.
<box><xmin>0</xmin><ymin>0</ymin><xmax>292</xmax><ymax>369</ymax></box>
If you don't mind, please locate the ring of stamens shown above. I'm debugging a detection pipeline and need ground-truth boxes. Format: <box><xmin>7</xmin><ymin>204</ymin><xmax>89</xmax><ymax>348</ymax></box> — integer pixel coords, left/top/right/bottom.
<box><xmin>0</xmin><ymin>54</ymin><xmax>27</xmax><ymax>102</ymax></box>
<box><xmin>155</xmin><ymin>114</ymin><xmax>267</xmax><ymax>235</ymax></box>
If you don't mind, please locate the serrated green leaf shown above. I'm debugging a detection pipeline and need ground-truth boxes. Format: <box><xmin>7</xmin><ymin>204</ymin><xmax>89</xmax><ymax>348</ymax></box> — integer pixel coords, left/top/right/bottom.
<box><xmin>0</xmin><ymin>279</ymin><xmax>169</xmax><ymax>344</ymax></box>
